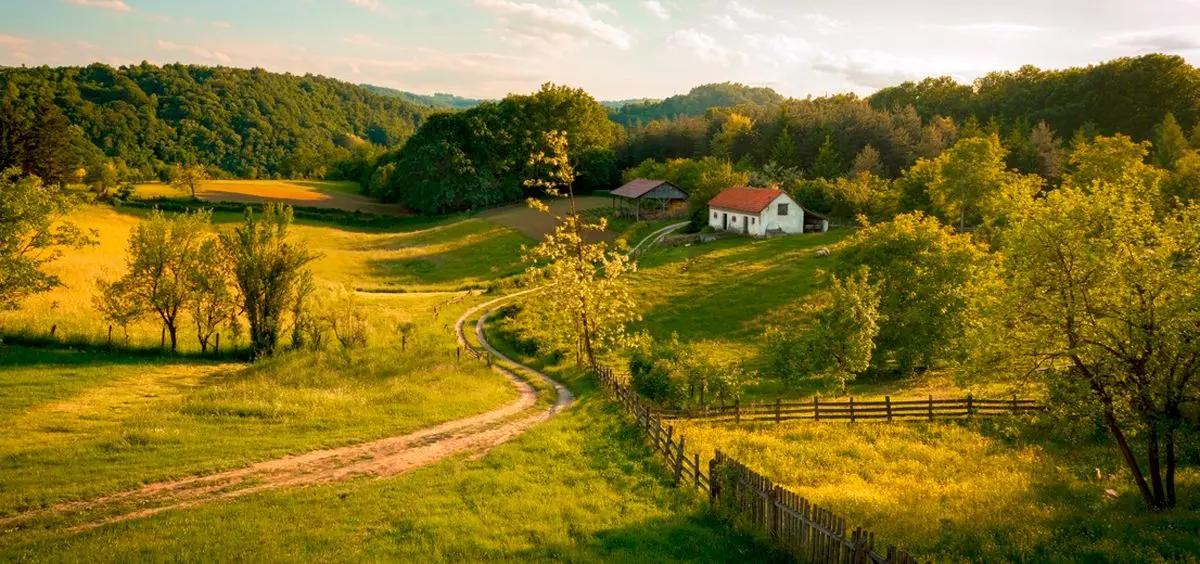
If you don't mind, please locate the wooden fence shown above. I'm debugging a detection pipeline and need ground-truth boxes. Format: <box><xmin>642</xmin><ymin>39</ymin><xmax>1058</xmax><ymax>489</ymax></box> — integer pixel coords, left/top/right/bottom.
<box><xmin>656</xmin><ymin>395</ymin><xmax>1044</xmax><ymax>424</ymax></box>
<box><xmin>594</xmin><ymin>364</ymin><xmax>920</xmax><ymax>563</ymax></box>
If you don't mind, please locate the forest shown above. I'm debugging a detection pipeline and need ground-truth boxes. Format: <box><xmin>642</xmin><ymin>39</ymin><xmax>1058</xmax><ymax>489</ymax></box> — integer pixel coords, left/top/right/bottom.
<box><xmin>3</xmin><ymin>54</ymin><xmax>1200</xmax><ymax>218</ymax></box>
<box><xmin>0</xmin><ymin>63</ymin><xmax>430</xmax><ymax>183</ymax></box>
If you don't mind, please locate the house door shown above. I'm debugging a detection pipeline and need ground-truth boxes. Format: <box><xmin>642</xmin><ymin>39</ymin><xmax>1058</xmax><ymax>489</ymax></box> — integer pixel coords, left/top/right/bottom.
<box><xmin>722</xmin><ymin>213</ymin><xmax>728</xmax><ymax>230</ymax></box>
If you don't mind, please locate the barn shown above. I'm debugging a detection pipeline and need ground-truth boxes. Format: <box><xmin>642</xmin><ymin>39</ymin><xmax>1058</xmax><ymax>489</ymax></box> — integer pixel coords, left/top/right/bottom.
<box><xmin>611</xmin><ymin>179</ymin><xmax>689</xmax><ymax>220</ymax></box>
<box><xmin>707</xmin><ymin>186</ymin><xmax>828</xmax><ymax>236</ymax></box>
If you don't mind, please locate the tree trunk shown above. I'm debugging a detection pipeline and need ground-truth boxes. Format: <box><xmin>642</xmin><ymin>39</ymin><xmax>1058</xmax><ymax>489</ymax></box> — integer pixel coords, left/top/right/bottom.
<box><xmin>1147</xmin><ymin>420</ymin><xmax>1166</xmax><ymax>510</ymax></box>
<box><xmin>1101</xmin><ymin>407</ymin><xmax>1157</xmax><ymax>510</ymax></box>
<box><xmin>1165</xmin><ymin>424</ymin><xmax>1178</xmax><ymax>508</ymax></box>
<box><xmin>168</xmin><ymin>324</ymin><xmax>178</xmax><ymax>353</ymax></box>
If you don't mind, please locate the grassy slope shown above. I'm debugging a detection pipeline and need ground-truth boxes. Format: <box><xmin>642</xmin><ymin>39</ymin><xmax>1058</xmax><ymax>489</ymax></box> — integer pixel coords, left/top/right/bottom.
<box><xmin>623</xmin><ymin>231</ymin><xmax>1200</xmax><ymax>562</ymax></box>
<box><xmin>0</xmin><ymin>315</ymin><xmax>515</xmax><ymax>518</ymax></box>
<box><xmin>0</xmin><ymin>205</ymin><xmax>531</xmax><ymax>350</ymax></box>
<box><xmin>1</xmin><ymin>325</ymin><xmax>782</xmax><ymax>563</ymax></box>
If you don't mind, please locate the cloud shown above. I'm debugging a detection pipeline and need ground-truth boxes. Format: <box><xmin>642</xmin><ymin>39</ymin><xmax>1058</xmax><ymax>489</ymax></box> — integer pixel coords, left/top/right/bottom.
<box><xmin>68</xmin><ymin>0</ymin><xmax>133</xmax><ymax>11</ymax></box>
<box><xmin>212</xmin><ymin>21</ymin><xmax>232</xmax><ymax>29</ymax></box>
<box><xmin>810</xmin><ymin>50</ymin><xmax>936</xmax><ymax>90</ymax></box>
<box><xmin>930</xmin><ymin>22</ymin><xmax>1048</xmax><ymax>35</ymax></box>
<box><xmin>1098</xmin><ymin>28</ymin><xmax>1200</xmax><ymax>52</ymax></box>
<box><xmin>727</xmin><ymin>0</ymin><xmax>766</xmax><ymax>20</ymax></box>
<box><xmin>156</xmin><ymin>40</ymin><xmax>232</xmax><ymax>64</ymax></box>
<box><xmin>475</xmin><ymin>0</ymin><xmax>633</xmax><ymax>50</ymax></box>
<box><xmin>343</xmin><ymin>33</ymin><xmax>389</xmax><ymax>48</ymax></box>
<box><xmin>640</xmin><ymin>0</ymin><xmax>669</xmax><ymax>21</ymax></box>
<box><xmin>0</xmin><ymin>35</ymin><xmax>29</xmax><ymax>46</ymax></box>
<box><xmin>667</xmin><ymin>28</ymin><xmax>745</xmax><ymax>65</ymax></box>
<box><xmin>743</xmin><ymin>33</ymin><xmax>813</xmax><ymax>66</ymax></box>
<box><xmin>795</xmin><ymin>14</ymin><xmax>842</xmax><ymax>35</ymax></box>
<box><xmin>344</xmin><ymin>0</ymin><xmax>381</xmax><ymax>10</ymax></box>
<box><xmin>713</xmin><ymin>14</ymin><xmax>738</xmax><ymax>30</ymax></box>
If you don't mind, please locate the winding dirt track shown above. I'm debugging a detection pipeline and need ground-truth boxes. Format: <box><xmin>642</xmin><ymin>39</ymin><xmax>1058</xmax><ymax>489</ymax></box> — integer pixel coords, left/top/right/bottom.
<box><xmin>1</xmin><ymin>222</ymin><xmax>685</xmax><ymax>533</ymax></box>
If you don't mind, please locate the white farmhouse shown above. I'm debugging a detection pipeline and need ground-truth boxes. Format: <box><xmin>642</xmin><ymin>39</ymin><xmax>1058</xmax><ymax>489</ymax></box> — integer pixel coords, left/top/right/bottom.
<box><xmin>707</xmin><ymin>186</ymin><xmax>828</xmax><ymax>236</ymax></box>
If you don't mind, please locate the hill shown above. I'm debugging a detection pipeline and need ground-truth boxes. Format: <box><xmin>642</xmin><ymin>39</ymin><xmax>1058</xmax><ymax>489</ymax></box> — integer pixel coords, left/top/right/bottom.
<box><xmin>611</xmin><ymin>82</ymin><xmax>785</xmax><ymax>125</ymax></box>
<box><xmin>360</xmin><ymin>84</ymin><xmax>488</xmax><ymax>110</ymax></box>
<box><xmin>0</xmin><ymin>63</ymin><xmax>432</xmax><ymax>180</ymax></box>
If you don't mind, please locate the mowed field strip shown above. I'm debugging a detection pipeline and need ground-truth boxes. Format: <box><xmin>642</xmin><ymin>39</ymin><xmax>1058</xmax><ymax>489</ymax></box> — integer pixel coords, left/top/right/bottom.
<box><xmin>134</xmin><ymin>179</ymin><xmax>410</xmax><ymax>215</ymax></box>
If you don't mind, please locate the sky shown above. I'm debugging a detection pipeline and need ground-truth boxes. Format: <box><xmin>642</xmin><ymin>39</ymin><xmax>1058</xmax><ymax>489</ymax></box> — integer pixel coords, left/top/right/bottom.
<box><xmin>2</xmin><ymin>0</ymin><xmax>1199</xmax><ymax>100</ymax></box>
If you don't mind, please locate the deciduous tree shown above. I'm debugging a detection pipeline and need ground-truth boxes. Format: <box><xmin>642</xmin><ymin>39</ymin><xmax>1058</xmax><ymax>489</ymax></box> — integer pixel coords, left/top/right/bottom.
<box><xmin>0</xmin><ymin>169</ymin><xmax>93</xmax><ymax>310</ymax></box>
<box><xmin>221</xmin><ymin>204</ymin><xmax>315</xmax><ymax>359</ymax></box>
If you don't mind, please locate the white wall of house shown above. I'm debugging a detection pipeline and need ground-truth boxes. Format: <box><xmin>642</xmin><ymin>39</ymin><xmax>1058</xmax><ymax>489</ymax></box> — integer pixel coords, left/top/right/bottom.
<box><xmin>709</xmin><ymin>207</ymin><xmax>765</xmax><ymax>236</ymax></box>
<box><xmin>708</xmin><ymin>193</ymin><xmax>812</xmax><ymax>236</ymax></box>
<box><xmin>761</xmin><ymin>194</ymin><xmax>805</xmax><ymax>234</ymax></box>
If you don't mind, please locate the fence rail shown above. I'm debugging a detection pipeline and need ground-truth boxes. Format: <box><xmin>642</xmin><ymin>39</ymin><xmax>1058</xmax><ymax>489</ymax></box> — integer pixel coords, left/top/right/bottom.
<box><xmin>656</xmin><ymin>395</ymin><xmax>1044</xmax><ymax>424</ymax></box>
<box><xmin>594</xmin><ymin>364</ymin><xmax>921</xmax><ymax>563</ymax></box>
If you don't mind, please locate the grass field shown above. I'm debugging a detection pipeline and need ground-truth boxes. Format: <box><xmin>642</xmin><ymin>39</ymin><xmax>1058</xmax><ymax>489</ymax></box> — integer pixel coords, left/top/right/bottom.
<box><xmin>478</xmin><ymin>196</ymin><xmax>617</xmax><ymax>242</ymax></box>
<box><xmin>133</xmin><ymin>179</ymin><xmax>407</xmax><ymax>216</ymax></box>
<box><xmin>673</xmin><ymin>416</ymin><xmax>1200</xmax><ymax>562</ymax></box>
<box><xmin>0</xmin><ymin>318</ymin><xmax>781</xmax><ymax>563</ymax></box>
<box><xmin>0</xmin><ymin>205</ymin><xmax>532</xmax><ymax>350</ymax></box>
<box><xmin>0</xmin><ymin>307</ymin><xmax>516</xmax><ymax>519</ymax></box>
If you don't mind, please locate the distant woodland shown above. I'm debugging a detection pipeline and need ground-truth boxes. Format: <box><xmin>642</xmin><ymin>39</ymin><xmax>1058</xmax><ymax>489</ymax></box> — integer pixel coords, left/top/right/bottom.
<box><xmin>2</xmin><ymin>54</ymin><xmax>1199</xmax><ymax>215</ymax></box>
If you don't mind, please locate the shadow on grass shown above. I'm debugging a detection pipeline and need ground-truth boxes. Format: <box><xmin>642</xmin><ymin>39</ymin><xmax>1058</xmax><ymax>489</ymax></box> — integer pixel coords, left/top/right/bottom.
<box><xmin>0</xmin><ymin>343</ymin><xmax>241</xmax><ymax>368</ymax></box>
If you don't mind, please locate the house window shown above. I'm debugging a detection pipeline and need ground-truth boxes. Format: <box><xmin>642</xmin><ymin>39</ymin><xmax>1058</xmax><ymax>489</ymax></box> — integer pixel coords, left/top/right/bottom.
<box><xmin>732</xmin><ymin>216</ymin><xmax>737</xmax><ymax>223</ymax></box>
<box><xmin>778</xmin><ymin>203</ymin><xmax>789</xmax><ymax>216</ymax></box>
<box><xmin>712</xmin><ymin>211</ymin><xmax>718</xmax><ymax>219</ymax></box>
<box><xmin>751</xmin><ymin>218</ymin><xmax>756</xmax><ymax>225</ymax></box>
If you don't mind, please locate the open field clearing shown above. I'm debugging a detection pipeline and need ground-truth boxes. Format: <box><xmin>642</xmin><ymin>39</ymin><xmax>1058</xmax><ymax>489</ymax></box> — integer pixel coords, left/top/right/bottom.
<box><xmin>133</xmin><ymin>180</ymin><xmax>408</xmax><ymax>216</ymax></box>
<box><xmin>0</xmin><ymin>205</ymin><xmax>532</xmax><ymax>349</ymax></box>
<box><xmin>478</xmin><ymin>195</ymin><xmax>617</xmax><ymax>242</ymax></box>
<box><xmin>0</xmin><ymin>320</ymin><xmax>517</xmax><ymax>520</ymax></box>
<box><xmin>1</xmin><ymin>333</ymin><xmax>784</xmax><ymax>563</ymax></box>
<box><xmin>671</xmin><ymin>417</ymin><xmax>1200</xmax><ymax>562</ymax></box>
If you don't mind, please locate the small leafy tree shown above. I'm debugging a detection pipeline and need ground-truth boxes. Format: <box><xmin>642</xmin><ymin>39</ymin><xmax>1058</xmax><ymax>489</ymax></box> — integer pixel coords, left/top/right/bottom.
<box><xmin>94</xmin><ymin>277</ymin><xmax>145</xmax><ymax>343</ymax></box>
<box><xmin>221</xmin><ymin>204</ymin><xmax>315</xmax><ymax>358</ymax></box>
<box><xmin>171</xmin><ymin>164</ymin><xmax>207</xmax><ymax>199</ymax></box>
<box><xmin>187</xmin><ymin>238</ymin><xmax>237</xmax><ymax>354</ymax></box>
<box><xmin>809</xmin><ymin>134</ymin><xmax>843</xmax><ymax>180</ymax></box>
<box><xmin>0</xmin><ymin>169</ymin><xmax>93</xmax><ymax>310</ymax></box>
<box><xmin>836</xmin><ymin>213</ymin><xmax>988</xmax><ymax>374</ymax></box>
<box><xmin>981</xmin><ymin>181</ymin><xmax>1200</xmax><ymax>511</ymax></box>
<box><xmin>766</xmin><ymin>267</ymin><xmax>881</xmax><ymax>392</ymax></box>
<box><xmin>114</xmin><ymin>209</ymin><xmax>210</xmax><ymax>352</ymax></box>
<box><xmin>523</xmin><ymin>130</ymin><xmax>640</xmax><ymax>366</ymax></box>
<box><xmin>325</xmin><ymin>286</ymin><xmax>369</xmax><ymax>350</ymax></box>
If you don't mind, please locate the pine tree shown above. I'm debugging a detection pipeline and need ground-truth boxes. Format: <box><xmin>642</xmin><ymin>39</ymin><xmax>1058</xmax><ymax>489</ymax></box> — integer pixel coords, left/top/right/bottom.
<box><xmin>771</xmin><ymin>126</ymin><xmax>796</xmax><ymax>166</ymax></box>
<box><xmin>809</xmin><ymin>134</ymin><xmax>843</xmax><ymax>180</ymax></box>
<box><xmin>851</xmin><ymin>144</ymin><xmax>883</xmax><ymax>176</ymax></box>
<box><xmin>1153</xmin><ymin>112</ymin><xmax>1190</xmax><ymax>170</ymax></box>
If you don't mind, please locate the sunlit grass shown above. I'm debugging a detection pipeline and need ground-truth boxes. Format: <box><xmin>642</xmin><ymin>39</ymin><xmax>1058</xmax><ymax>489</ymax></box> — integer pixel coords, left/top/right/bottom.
<box><xmin>0</xmin><ymin>205</ymin><xmax>531</xmax><ymax>350</ymax></box>
<box><xmin>0</xmin><ymin>310</ymin><xmax>516</xmax><ymax>518</ymax></box>
<box><xmin>673</xmin><ymin>416</ymin><xmax>1200</xmax><ymax>562</ymax></box>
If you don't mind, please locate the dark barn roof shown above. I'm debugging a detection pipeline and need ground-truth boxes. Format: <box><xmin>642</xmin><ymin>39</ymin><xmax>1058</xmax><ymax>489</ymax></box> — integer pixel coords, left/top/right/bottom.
<box><xmin>612</xmin><ymin>179</ymin><xmax>688</xmax><ymax>200</ymax></box>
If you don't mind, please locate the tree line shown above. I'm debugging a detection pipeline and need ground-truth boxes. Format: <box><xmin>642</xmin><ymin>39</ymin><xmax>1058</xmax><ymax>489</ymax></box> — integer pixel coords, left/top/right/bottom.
<box><xmin>0</xmin><ymin>63</ymin><xmax>431</xmax><ymax>185</ymax></box>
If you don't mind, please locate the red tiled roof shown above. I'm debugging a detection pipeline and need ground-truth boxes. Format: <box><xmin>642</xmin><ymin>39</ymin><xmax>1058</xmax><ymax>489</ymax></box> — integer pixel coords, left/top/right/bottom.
<box><xmin>612</xmin><ymin>179</ymin><xmax>674</xmax><ymax>199</ymax></box>
<box><xmin>708</xmin><ymin>186</ymin><xmax>785</xmax><ymax>214</ymax></box>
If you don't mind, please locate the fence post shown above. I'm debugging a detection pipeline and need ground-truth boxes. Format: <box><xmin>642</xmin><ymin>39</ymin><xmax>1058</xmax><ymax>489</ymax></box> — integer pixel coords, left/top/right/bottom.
<box><xmin>928</xmin><ymin>394</ymin><xmax>934</xmax><ymax>421</ymax></box>
<box><xmin>768</xmin><ymin>485</ymin><xmax>780</xmax><ymax>538</ymax></box>
<box><xmin>674</xmin><ymin>435</ymin><xmax>685</xmax><ymax>485</ymax></box>
<box><xmin>1012</xmin><ymin>394</ymin><xmax>1018</xmax><ymax>416</ymax></box>
<box><xmin>814</xmin><ymin>396</ymin><xmax>820</xmax><ymax>421</ymax></box>
<box><xmin>735</xmin><ymin>399</ymin><xmax>741</xmax><ymax>425</ymax></box>
<box><xmin>456</xmin><ymin>347</ymin><xmax>461</xmax><ymax>362</ymax></box>
<box><xmin>966</xmin><ymin>393</ymin><xmax>974</xmax><ymax>418</ymax></box>
<box><xmin>709</xmin><ymin>450</ymin><xmax>721</xmax><ymax>503</ymax></box>
<box><xmin>402</xmin><ymin>334</ymin><xmax>407</xmax><ymax>352</ymax></box>
<box><xmin>694</xmin><ymin>453</ymin><xmax>701</xmax><ymax>488</ymax></box>
<box><xmin>850</xmin><ymin>396</ymin><xmax>856</xmax><ymax>423</ymax></box>
<box><xmin>107</xmin><ymin>325</ymin><xmax>113</xmax><ymax>347</ymax></box>
<box><xmin>666</xmin><ymin>425</ymin><xmax>674</xmax><ymax>456</ymax></box>
<box><xmin>51</xmin><ymin>324</ymin><xmax>57</xmax><ymax>338</ymax></box>
<box><xmin>885</xmin><ymin>395</ymin><xmax>893</xmax><ymax>423</ymax></box>
<box><xmin>775</xmin><ymin>397</ymin><xmax>781</xmax><ymax>425</ymax></box>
